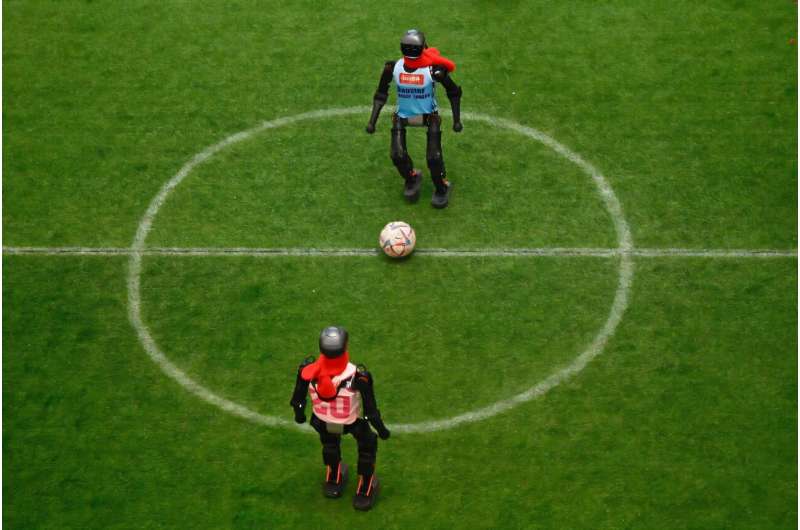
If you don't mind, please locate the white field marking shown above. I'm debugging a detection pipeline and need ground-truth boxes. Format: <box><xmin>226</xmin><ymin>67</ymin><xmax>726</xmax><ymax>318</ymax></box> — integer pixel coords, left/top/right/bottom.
<box><xmin>3</xmin><ymin>246</ymin><xmax>798</xmax><ymax>258</ymax></box>
<box><xmin>396</xmin><ymin>255</ymin><xmax>634</xmax><ymax>432</ymax></box>
<box><xmin>120</xmin><ymin>106</ymin><xmax>636</xmax><ymax>434</ymax></box>
<box><xmin>628</xmin><ymin>248</ymin><xmax>799</xmax><ymax>258</ymax></box>
<box><xmin>6</xmin><ymin>114</ymin><xmax>796</xmax><ymax>432</ymax></box>
<box><xmin>126</xmin><ymin>109</ymin><xmax>371</xmax><ymax>434</ymax></box>
<box><xmin>466</xmin><ymin>112</ymin><xmax>635</xmax><ymax>253</ymax></box>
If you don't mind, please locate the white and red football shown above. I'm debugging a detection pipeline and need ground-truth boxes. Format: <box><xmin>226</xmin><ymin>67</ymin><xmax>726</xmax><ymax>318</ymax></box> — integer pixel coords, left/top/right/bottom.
<box><xmin>379</xmin><ymin>221</ymin><xmax>416</xmax><ymax>258</ymax></box>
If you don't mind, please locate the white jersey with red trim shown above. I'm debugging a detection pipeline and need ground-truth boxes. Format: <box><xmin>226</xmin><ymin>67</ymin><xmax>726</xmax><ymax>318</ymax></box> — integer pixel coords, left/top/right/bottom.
<box><xmin>308</xmin><ymin>362</ymin><xmax>363</xmax><ymax>425</ymax></box>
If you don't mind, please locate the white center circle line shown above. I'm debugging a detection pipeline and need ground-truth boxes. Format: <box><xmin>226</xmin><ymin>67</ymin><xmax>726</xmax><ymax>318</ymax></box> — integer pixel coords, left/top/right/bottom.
<box><xmin>126</xmin><ymin>106</ymin><xmax>634</xmax><ymax>433</ymax></box>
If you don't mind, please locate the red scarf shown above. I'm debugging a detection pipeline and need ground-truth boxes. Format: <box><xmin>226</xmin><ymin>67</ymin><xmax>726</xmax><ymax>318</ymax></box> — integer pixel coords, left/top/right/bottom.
<box><xmin>301</xmin><ymin>351</ymin><xmax>350</xmax><ymax>399</ymax></box>
<box><xmin>403</xmin><ymin>47</ymin><xmax>456</xmax><ymax>72</ymax></box>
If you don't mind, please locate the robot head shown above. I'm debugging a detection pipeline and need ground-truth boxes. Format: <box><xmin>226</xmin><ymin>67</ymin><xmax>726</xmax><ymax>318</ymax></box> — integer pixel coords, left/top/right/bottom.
<box><xmin>401</xmin><ymin>29</ymin><xmax>427</xmax><ymax>59</ymax></box>
<box><xmin>319</xmin><ymin>326</ymin><xmax>348</xmax><ymax>358</ymax></box>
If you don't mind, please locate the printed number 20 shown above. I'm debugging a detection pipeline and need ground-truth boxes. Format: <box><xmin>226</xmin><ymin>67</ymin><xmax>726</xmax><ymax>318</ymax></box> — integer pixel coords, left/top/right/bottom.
<box><xmin>313</xmin><ymin>395</ymin><xmax>351</xmax><ymax>419</ymax></box>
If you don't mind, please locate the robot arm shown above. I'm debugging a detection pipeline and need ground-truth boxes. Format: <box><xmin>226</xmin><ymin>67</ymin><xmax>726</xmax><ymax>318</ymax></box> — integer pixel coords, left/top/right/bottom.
<box><xmin>432</xmin><ymin>66</ymin><xmax>463</xmax><ymax>132</ymax></box>
<box><xmin>366</xmin><ymin>61</ymin><xmax>395</xmax><ymax>134</ymax></box>
<box><xmin>355</xmin><ymin>366</ymin><xmax>391</xmax><ymax>439</ymax></box>
<box><xmin>289</xmin><ymin>356</ymin><xmax>315</xmax><ymax>424</ymax></box>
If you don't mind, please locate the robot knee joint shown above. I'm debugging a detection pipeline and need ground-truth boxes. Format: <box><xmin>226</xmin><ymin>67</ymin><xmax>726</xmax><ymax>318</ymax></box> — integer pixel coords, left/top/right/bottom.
<box><xmin>426</xmin><ymin>151</ymin><xmax>444</xmax><ymax>172</ymax></box>
<box><xmin>322</xmin><ymin>445</ymin><xmax>341</xmax><ymax>466</ymax></box>
<box><xmin>391</xmin><ymin>151</ymin><xmax>411</xmax><ymax>168</ymax></box>
<box><xmin>358</xmin><ymin>431</ymin><xmax>378</xmax><ymax>454</ymax></box>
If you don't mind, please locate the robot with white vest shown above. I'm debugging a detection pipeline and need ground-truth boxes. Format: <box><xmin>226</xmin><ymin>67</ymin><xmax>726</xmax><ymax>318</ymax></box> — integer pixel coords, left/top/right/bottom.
<box><xmin>290</xmin><ymin>326</ymin><xmax>390</xmax><ymax>511</ymax></box>
<box><xmin>366</xmin><ymin>29</ymin><xmax>463</xmax><ymax>208</ymax></box>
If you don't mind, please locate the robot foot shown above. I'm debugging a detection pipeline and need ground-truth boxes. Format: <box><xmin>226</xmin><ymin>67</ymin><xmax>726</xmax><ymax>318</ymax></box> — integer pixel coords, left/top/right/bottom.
<box><xmin>323</xmin><ymin>462</ymin><xmax>348</xmax><ymax>499</ymax></box>
<box><xmin>431</xmin><ymin>181</ymin><xmax>451</xmax><ymax>209</ymax></box>
<box><xmin>352</xmin><ymin>474</ymin><xmax>380</xmax><ymax>511</ymax></box>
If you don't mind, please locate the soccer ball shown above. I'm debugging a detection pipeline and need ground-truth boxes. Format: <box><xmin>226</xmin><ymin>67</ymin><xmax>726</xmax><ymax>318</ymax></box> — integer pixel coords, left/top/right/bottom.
<box><xmin>379</xmin><ymin>221</ymin><xmax>416</xmax><ymax>258</ymax></box>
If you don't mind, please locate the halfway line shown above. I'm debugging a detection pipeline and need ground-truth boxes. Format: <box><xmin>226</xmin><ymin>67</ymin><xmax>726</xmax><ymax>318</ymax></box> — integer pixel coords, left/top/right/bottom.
<box><xmin>2</xmin><ymin>246</ymin><xmax>797</xmax><ymax>258</ymax></box>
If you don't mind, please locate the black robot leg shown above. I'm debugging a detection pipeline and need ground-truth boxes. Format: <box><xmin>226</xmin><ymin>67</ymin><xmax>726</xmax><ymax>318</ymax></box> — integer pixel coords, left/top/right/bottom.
<box><xmin>311</xmin><ymin>414</ymin><xmax>342</xmax><ymax>467</ymax></box>
<box><xmin>311</xmin><ymin>415</ymin><xmax>348</xmax><ymax>498</ymax></box>
<box><xmin>427</xmin><ymin>115</ymin><xmax>451</xmax><ymax>208</ymax></box>
<box><xmin>426</xmin><ymin>115</ymin><xmax>446</xmax><ymax>191</ymax></box>
<box><xmin>390</xmin><ymin>116</ymin><xmax>422</xmax><ymax>202</ymax></box>
<box><xmin>391</xmin><ymin>117</ymin><xmax>416</xmax><ymax>177</ymax></box>
<box><xmin>349</xmin><ymin>419</ymin><xmax>380</xmax><ymax>510</ymax></box>
<box><xmin>349</xmin><ymin>419</ymin><xmax>378</xmax><ymax>478</ymax></box>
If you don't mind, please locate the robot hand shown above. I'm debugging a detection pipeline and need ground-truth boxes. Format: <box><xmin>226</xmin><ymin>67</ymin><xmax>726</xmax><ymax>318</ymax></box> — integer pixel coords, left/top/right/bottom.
<box><xmin>377</xmin><ymin>425</ymin><xmax>391</xmax><ymax>440</ymax></box>
<box><xmin>292</xmin><ymin>404</ymin><xmax>307</xmax><ymax>424</ymax></box>
<box><xmin>453</xmin><ymin>121</ymin><xmax>463</xmax><ymax>133</ymax></box>
<box><xmin>369</xmin><ymin>415</ymin><xmax>391</xmax><ymax>439</ymax></box>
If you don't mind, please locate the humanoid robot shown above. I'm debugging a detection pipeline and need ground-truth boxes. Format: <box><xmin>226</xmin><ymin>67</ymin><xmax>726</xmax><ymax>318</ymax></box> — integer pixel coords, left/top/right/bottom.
<box><xmin>290</xmin><ymin>326</ymin><xmax>390</xmax><ymax>511</ymax></box>
<box><xmin>366</xmin><ymin>29</ymin><xmax>463</xmax><ymax>208</ymax></box>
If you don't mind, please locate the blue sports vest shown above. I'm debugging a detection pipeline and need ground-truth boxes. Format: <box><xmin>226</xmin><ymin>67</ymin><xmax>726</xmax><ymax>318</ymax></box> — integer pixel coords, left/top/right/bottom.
<box><xmin>393</xmin><ymin>59</ymin><xmax>438</xmax><ymax>118</ymax></box>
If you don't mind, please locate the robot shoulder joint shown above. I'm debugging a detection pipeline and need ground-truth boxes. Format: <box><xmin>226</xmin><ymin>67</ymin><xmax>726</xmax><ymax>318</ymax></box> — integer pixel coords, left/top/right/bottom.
<box><xmin>355</xmin><ymin>364</ymin><xmax>374</xmax><ymax>388</ymax></box>
<box><xmin>299</xmin><ymin>355</ymin><xmax>315</xmax><ymax>369</ymax></box>
<box><xmin>431</xmin><ymin>65</ymin><xmax>449</xmax><ymax>82</ymax></box>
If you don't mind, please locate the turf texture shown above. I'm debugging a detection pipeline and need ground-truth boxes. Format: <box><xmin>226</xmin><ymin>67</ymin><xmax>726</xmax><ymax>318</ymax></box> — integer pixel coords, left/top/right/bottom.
<box><xmin>3</xmin><ymin>1</ymin><xmax>797</xmax><ymax>528</ymax></box>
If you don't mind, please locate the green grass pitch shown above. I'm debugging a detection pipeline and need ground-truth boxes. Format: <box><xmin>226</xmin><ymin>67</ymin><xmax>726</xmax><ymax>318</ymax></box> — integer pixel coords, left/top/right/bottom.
<box><xmin>3</xmin><ymin>1</ymin><xmax>797</xmax><ymax>529</ymax></box>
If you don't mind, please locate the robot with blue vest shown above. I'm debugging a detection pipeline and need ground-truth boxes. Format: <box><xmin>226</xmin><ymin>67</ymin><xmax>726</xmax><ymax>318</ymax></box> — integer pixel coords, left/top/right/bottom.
<box><xmin>366</xmin><ymin>29</ymin><xmax>463</xmax><ymax>208</ymax></box>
